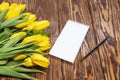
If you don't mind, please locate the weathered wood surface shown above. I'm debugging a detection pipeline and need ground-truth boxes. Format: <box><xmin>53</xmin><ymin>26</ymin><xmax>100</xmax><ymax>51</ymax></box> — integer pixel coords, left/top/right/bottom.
<box><xmin>0</xmin><ymin>0</ymin><xmax>120</xmax><ymax>80</ymax></box>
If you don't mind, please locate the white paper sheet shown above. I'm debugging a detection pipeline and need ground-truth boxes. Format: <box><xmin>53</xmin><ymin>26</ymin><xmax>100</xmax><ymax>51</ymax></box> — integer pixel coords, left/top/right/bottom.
<box><xmin>49</xmin><ymin>20</ymin><xmax>89</xmax><ymax>63</ymax></box>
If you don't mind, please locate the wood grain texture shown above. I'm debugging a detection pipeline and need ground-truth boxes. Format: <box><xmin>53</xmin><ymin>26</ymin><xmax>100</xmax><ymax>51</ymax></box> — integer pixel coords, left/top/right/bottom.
<box><xmin>0</xmin><ymin>0</ymin><xmax>120</xmax><ymax>80</ymax></box>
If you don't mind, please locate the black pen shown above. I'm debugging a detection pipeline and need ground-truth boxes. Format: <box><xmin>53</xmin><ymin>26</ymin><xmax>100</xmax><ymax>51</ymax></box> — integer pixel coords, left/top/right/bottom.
<box><xmin>81</xmin><ymin>37</ymin><xmax>108</xmax><ymax>62</ymax></box>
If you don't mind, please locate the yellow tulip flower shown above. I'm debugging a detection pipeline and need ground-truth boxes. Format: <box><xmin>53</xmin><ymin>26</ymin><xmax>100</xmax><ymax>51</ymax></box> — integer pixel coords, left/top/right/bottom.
<box><xmin>5</xmin><ymin>3</ymin><xmax>26</xmax><ymax>20</ymax></box>
<box><xmin>10</xmin><ymin>32</ymin><xmax>26</xmax><ymax>39</ymax></box>
<box><xmin>31</xmin><ymin>54</ymin><xmax>50</xmax><ymax>68</ymax></box>
<box><xmin>0</xmin><ymin>2</ymin><xmax>9</xmax><ymax>12</ymax></box>
<box><xmin>34</xmin><ymin>20</ymin><xmax>50</xmax><ymax>31</ymax></box>
<box><xmin>37</xmin><ymin>36</ymin><xmax>50</xmax><ymax>51</ymax></box>
<box><xmin>23</xmin><ymin>57</ymin><xmax>35</xmax><ymax>67</ymax></box>
<box><xmin>22</xmin><ymin>34</ymin><xmax>42</xmax><ymax>44</ymax></box>
<box><xmin>22</xmin><ymin>35</ymin><xmax>50</xmax><ymax>51</ymax></box>
<box><xmin>15</xmin><ymin>13</ymin><xmax>36</xmax><ymax>28</ymax></box>
<box><xmin>13</xmin><ymin>54</ymin><xmax>27</xmax><ymax>60</ymax></box>
<box><xmin>41</xmin><ymin>35</ymin><xmax>49</xmax><ymax>41</ymax></box>
<box><xmin>23</xmin><ymin>20</ymin><xmax>50</xmax><ymax>31</ymax></box>
<box><xmin>38</xmin><ymin>41</ymin><xmax>51</xmax><ymax>51</ymax></box>
<box><xmin>23</xmin><ymin>21</ymin><xmax>37</xmax><ymax>30</ymax></box>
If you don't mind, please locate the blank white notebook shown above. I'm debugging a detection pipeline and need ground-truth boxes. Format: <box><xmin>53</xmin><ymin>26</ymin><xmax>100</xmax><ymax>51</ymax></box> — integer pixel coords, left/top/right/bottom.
<box><xmin>49</xmin><ymin>20</ymin><xmax>89</xmax><ymax>63</ymax></box>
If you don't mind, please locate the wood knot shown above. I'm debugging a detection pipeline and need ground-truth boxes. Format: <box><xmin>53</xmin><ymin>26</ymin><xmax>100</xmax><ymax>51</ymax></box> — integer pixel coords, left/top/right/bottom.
<box><xmin>107</xmin><ymin>37</ymin><xmax>116</xmax><ymax>46</ymax></box>
<box><xmin>76</xmin><ymin>73</ymin><xmax>88</xmax><ymax>80</ymax></box>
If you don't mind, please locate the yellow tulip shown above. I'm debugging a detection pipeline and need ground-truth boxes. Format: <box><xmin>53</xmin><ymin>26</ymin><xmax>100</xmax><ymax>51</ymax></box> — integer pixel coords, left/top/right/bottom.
<box><xmin>37</xmin><ymin>36</ymin><xmax>50</xmax><ymax>51</ymax></box>
<box><xmin>34</xmin><ymin>20</ymin><xmax>50</xmax><ymax>31</ymax></box>
<box><xmin>22</xmin><ymin>34</ymin><xmax>50</xmax><ymax>51</ymax></box>
<box><xmin>22</xmin><ymin>35</ymin><xmax>50</xmax><ymax>51</ymax></box>
<box><xmin>26</xmin><ymin>13</ymin><xmax>36</xmax><ymax>21</ymax></box>
<box><xmin>23</xmin><ymin>57</ymin><xmax>35</xmax><ymax>67</ymax></box>
<box><xmin>23</xmin><ymin>20</ymin><xmax>50</xmax><ymax>31</ymax></box>
<box><xmin>10</xmin><ymin>32</ymin><xmax>26</xmax><ymax>39</ymax></box>
<box><xmin>15</xmin><ymin>13</ymin><xmax>36</xmax><ymax>28</ymax></box>
<box><xmin>5</xmin><ymin>3</ymin><xmax>26</xmax><ymax>20</ymax></box>
<box><xmin>23</xmin><ymin>21</ymin><xmax>36</xmax><ymax>30</ymax></box>
<box><xmin>13</xmin><ymin>54</ymin><xmax>27</xmax><ymax>60</ymax></box>
<box><xmin>38</xmin><ymin>41</ymin><xmax>51</xmax><ymax>51</ymax></box>
<box><xmin>31</xmin><ymin>54</ymin><xmax>50</xmax><ymax>68</ymax></box>
<box><xmin>22</xmin><ymin>34</ymin><xmax>42</xmax><ymax>44</ymax></box>
<box><xmin>0</xmin><ymin>2</ymin><xmax>9</xmax><ymax>12</ymax></box>
<box><xmin>42</xmin><ymin>35</ymin><xmax>50</xmax><ymax>41</ymax></box>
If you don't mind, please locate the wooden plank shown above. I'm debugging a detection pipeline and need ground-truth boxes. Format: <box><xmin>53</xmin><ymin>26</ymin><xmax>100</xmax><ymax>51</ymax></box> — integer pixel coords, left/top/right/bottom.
<box><xmin>58</xmin><ymin>0</ymin><xmax>104</xmax><ymax>80</ymax></box>
<box><xmin>88</xmin><ymin>0</ymin><xmax>120</xmax><ymax>80</ymax></box>
<box><xmin>70</xmin><ymin>0</ymin><xmax>105</xmax><ymax>80</ymax></box>
<box><xmin>0</xmin><ymin>0</ymin><xmax>26</xmax><ymax>4</ymax></box>
<box><xmin>58</xmin><ymin>0</ymin><xmax>74</xmax><ymax>80</ymax></box>
<box><xmin>27</xmin><ymin>0</ymin><xmax>61</xmax><ymax>80</ymax></box>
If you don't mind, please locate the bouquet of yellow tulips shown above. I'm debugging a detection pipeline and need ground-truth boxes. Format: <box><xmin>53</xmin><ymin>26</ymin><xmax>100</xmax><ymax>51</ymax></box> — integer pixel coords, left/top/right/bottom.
<box><xmin>0</xmin><ymin>2</ymin><xmax>51</xmax><ymax>80</ymax></box>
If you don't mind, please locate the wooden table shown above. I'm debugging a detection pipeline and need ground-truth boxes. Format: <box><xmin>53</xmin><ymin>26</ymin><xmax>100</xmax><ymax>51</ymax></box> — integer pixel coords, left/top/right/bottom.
<box><xmin>0</xmin><ymin>0</ymin><xmax>120</xmax><ymax>80</ymax></box>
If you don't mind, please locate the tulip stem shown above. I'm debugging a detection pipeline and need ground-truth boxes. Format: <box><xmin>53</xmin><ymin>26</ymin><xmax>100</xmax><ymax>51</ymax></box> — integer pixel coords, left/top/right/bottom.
<box><xmin>11</xmin><ymin>63</ymin><xmax>23</xmax><ymax>68</ymax></box>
